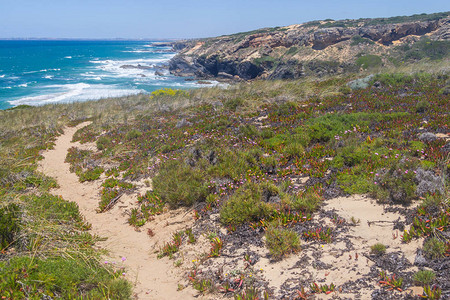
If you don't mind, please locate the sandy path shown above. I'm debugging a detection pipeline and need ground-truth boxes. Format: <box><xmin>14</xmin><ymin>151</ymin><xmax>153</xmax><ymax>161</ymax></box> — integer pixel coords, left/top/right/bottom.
<box><xmin>38</xmin><ymin>123</ymin><xmax>199</xmax><ymax>299</ymax></box>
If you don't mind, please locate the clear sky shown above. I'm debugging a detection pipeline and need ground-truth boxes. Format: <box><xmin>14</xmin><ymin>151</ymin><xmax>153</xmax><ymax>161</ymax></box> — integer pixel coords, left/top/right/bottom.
<box><xmin>0</xmin><ymin>0</ymin><xmax>448</xmax><ymax>39</ymax></box>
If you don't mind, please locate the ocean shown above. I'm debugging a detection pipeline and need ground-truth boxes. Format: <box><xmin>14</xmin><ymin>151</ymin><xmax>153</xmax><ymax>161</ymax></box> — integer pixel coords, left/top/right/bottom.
<box><xmin>0</xmin><ymin>40</ymin><xmax>210</xmax><ymax>110</ymax></box>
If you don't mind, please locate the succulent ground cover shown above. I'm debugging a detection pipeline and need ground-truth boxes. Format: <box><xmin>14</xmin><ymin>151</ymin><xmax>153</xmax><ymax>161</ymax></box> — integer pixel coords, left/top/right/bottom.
<box><xmin>1</xmin><ymin>72</ymin><xmax>449</xmax><ymax>299</ymax></box>
<box><xmin>61</xmin><ymin>73</ymin><xmax>449</xmax><ymax>299</ymax></box>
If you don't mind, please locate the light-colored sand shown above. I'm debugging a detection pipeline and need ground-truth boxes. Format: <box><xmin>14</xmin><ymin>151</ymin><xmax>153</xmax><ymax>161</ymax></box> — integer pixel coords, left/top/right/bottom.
<box><xmin>38</xmin><ymin>123</ymin><xmax>202</xmax><ymax>299</ymax></box>
<box><xmin>249</xmin><ymin>195</ymin><xmax>421</xmax><ymax>298</ymax></box>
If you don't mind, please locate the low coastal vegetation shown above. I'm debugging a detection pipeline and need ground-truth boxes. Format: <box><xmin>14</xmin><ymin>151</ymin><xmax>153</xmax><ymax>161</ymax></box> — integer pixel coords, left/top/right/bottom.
<box><xmin>0</xmin><ymin>119</ymin><xmax>132</xmax><ymax>298</ymax></box>
<box><xmin>1</xmin><ymin>68</ymin><xmax>449</xmax><ymax>298</ymax></box>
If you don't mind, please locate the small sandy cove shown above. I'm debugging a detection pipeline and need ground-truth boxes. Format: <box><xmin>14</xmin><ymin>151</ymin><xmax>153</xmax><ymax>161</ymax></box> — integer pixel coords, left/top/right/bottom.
<box><xmin>39</xmin><ymin>123</ymin><xmax>423</xmax><ymax>299</ymax></box>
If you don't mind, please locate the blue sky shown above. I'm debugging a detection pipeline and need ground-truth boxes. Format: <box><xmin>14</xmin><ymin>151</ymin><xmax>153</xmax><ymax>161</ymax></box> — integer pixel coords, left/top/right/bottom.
<box><xmin>0</xmin><ymin>0</ymin><xmax>448</xmax><ymax>39</ymax></box>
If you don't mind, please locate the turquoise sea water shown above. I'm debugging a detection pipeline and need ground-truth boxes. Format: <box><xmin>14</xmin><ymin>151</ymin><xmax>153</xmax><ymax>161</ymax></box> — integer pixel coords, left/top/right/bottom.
<box><xmin>0</xmin><ymin>40</ymin><xmax>207</xmax><ymax>110</ymax></box>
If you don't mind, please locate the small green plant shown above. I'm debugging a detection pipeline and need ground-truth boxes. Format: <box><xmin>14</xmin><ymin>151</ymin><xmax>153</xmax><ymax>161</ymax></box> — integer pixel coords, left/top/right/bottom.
<box><xmin>209</xmin><ymin>236</ymin><xmax>223</xmax><ymax>257</ymax></box>
<box><xmin>310</xmin><ymin>282</ymin><xmax>336</xmax><ymax>294</ymax></box>
<box><xmin>173</xmin><ymin>259</ymin><xmax>183</xmax><ymax>267</ymax></box>
<box><xmin>265</xmin><ymin>225</ymin><xmax>300</xmax><ymax>260</ymax></box>
<box><xmin>303</xmin><ymin>227</ymin><xmax>332</xmax><ymax>243</ymax></box>
<box><xmin>370</xmin><ymin>243</ymin><xmax>387</xmax><ymax>256</ymax></box>
<box><xmin>188</xmin><ymin>270</ymin><xmax>213</xmax><ymax>294</ymax></box>
<box><xmin>423</xmin><ymin>238</ymin><xmax>446</xmax><ymax>259</ymax></box>
<box><xmin>234</xmin><ymin>286</ymin><xmax>260</xmax><ymax>300</ymax></box>
<box><xmin>185</xmin><ymin>228</ymin><xmax>196</xmax><ymax>244</ymax></box>
<box><xmin>350</xmin><ymin>216</ymin><xmax>360</xmax><ymax>225</ymax></box>
<box><xmin>158</xmin><ymin>231</ymin><xmax>184</xmax><ymax>259</ymax></box>
<box><xmin>420</xmin><ymin>285</ymin><xmax>442</xmax><ymax>299</ymax></box>
<box><xmin>219</xmin><ymin>280</ymin><xmax>235</xmax><ymax>293</ymax></box>
<box><xmin>402</xmin><ymin>212</ymin><xmax>448</xmax><ymax>243</ymax></box>
<box><xmin>413</xmin><ymin>270</ymin><xmax>436</xmax><ymax>286</ymax></box>
<box><xmin>379</xmin><ymin>271</ymin><xmax>403</xmax><ymax>292</ymax></box>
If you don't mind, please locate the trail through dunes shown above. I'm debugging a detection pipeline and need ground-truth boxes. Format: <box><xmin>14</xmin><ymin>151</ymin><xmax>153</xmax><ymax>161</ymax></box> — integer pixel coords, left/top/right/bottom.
<box><xmin>38</xmin><ymin>122</ymin><xmax>201</xmax><ymax>299</ymax></box>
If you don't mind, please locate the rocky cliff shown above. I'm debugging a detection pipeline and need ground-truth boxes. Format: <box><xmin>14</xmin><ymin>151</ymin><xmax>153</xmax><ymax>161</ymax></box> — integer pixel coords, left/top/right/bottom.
<box><xmin>168</xmin><ymin>12</ymin><xmax>449</xmax><ymax>80</ymax></box>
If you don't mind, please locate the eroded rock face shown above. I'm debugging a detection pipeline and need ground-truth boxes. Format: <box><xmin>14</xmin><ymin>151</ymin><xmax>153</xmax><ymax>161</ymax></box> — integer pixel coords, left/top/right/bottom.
<box><xmin>359</xmin><ymin>20</ymin><xmax>441</xmax><ymax>44</ymax></box>
<box><xmin>168</xmin><ymin>16</ymin><xmax>449</xmax><ymax>80</ymax></box>
<box><xmin>312</xmin><ymin>28</ymin><xmax>355</xmax><ymax>50</ymax></box>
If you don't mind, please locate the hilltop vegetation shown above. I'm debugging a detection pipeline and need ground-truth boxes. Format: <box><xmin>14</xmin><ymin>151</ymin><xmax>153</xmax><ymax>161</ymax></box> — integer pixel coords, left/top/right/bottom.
<box><xmin>1</xmin><ymin>69</ymin><xmax>448</xmax><ymax>298</ymax></box>
<box><xmin>169</xmin><ymin>12</ymin><xmax>449</xmax><ymax>80</ymax></box>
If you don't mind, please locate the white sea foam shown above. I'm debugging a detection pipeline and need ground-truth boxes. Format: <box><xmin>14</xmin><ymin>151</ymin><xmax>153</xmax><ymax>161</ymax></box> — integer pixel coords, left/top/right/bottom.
<box><xmin>89</xmin><ymin>55</ymin><xmax>175</xmax><ymax>78</ymax></box>
<box><xmin>9</xmin><ymin>83</ymin><xmax>144</xmax><ymax>106</ymax></box>
<box><xmin>64</xmin><ymin>56</ymin><xmax>72</xmax><ymax>59</ymax></box>
<box><xmin>122</xmin><ymin>50</ymin><xmax>152</xmax><ymax>53</ymax></box>
<box><xmin>18</xmin><ymin>83</ymin><xmax>28</xmax><ymax>87</ymax></box>
<box><xmin>23</xmin><ymin>68</ymin><xmax>60</xmax><ymax>74</ymax></box>
<box><xmin>44</xmin><ymin>75</ymin><xmax>54</xmax><ymax>79</ymax></box>
<box><xmin>0</xmin><ymin>75</ymin><xmax>5</xmax><ymax>78</ymax></box>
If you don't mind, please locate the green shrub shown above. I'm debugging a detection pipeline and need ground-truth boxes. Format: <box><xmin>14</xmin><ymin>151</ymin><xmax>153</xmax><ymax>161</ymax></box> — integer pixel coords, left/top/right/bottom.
<box><xmin>220</xmin><ymin>182</ymin><xmax>275</xmax><ymax>225</ymax></box>
<box><xmin>150</xmin><ymin>88</ymin><xmax>189</xmax><ymax>99</ymax></box>
<box><xmin>253</xmin><ymin>56</ymin><xmax>277</xmax><ymax>68</ymax></box>
<box><xmin>423</xmin><ymin>238</ymin><xmax>446</xmax><ymax>259</ymax></box>
<box><xmin>413</xmin><ymin>270</ymin><xmax>436</xmax><ymax>286</ymax></box>
<box><xmin>306</xmin><ymin>112</ymin><xmax>405</xmax><ymax>143</ymax></box>
<box><xmin>260</xmin><ymin>128</ymin><xmax>274</xmax><ymax>139</ymax></box>
<box><xmin>356</xmin><ymin>55</ymin><xmax>382</xmax><ymax>69</ymax></box>
<box><xmin>96</xmin><ymin>135</ymin><xmax>112</xmax><ymax>150</ymax></box>
<box><xmin>370</xmin><ymin>243</ymin><xmax>387</xmax><ymax>256</ymax></box>
<box><xmin>152</xmin><ymin>160</ymin><xmax>208</xmax><ymax>208</ymax></box>
<box><xmin>263</xmin><ymin>134</ymin><xmax>287</xmax><ymax>149</ymax></box>
<box><xmin>372</xmin><ymin>73</ymin><xmax>414</xmax><ymax>87</ymax></box>
<box><xmin>283</xmin><ymin>142</ymin><xmax>305</xmax><ymax>158</ymax></box>
<box><xmin>265</xmin><ymin>225</ymin><xmax>301</xmax><ymax>260</ymax></box>
<box><xmin>369</xmin><ymin>160</ymin><xmax>418</xmax><ymax>204</ymax></box>
<box><xmin>126</xmin><ymin>129</ymin><xmax>142</xmax><ymax>140</ymax></box>
<box><xmin>402</xmin><ymin>39</ymin><xmax>449</xmax><ymax>61</ymax></box>
<box><xmin>209</xmin><ymin>150</ymin><xmax>256</xmax><ymax>180</ymax></box>
<box><xmin>415</xmin><ymin>100</ymin><xmax>430</xmax><ymax>113</ymax></box>
<box><xmin>351</xmin><ymin>36</ymin><xmax>375</xmax><ymax>46</ymax></box>
<box><xmin>334</xmin><ymin>145</ymin><xmax>371</xmax><ymax>168</ymax></box>
<box><xmin>0</xmin><ymin>204</ymin><xmax>21</xmax><ymax>250</ymax></box>
<box><xmin>290</xmin><ymin>191</ymin><xmax>321</xmax><ymax>212</ymax></box>
<box><xmin>77</xmin><ymin>167</ymin><xmax>104</xmax><ymax>182</ymax></box>
<box><xmin>240</xmin><ymin>124</ymin><xmax>259</xmax><ymax>138</ymax></box>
